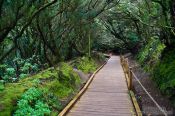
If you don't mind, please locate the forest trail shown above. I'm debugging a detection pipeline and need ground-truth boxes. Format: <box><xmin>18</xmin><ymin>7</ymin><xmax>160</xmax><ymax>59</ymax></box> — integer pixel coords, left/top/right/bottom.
<box><xmin>67</xmin><ymin>56</ymin><xmax>134</xmax><ymax>116</ymax></box>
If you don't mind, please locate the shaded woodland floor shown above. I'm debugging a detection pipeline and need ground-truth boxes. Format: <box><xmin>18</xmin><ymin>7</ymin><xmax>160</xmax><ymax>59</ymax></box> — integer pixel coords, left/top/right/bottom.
<box><xmin>127</xmin><ymin>55</ymin><xmax>175</xmax><ymax>116</ymax></box>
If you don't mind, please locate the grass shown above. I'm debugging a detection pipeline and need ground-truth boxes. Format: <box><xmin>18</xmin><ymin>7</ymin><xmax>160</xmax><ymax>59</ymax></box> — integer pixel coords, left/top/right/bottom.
<box><xmin>74</xmin><ymin>57</ymin><xmax>98</xmax><ymax>73</ymax></box>
<box><xmin>0</xmin><ymin>55</ymin><xmax>105</xmax><ymax>115</ymax></box>
<box><xmin>0</xmin><ymin>63</ymin><xmax>81</xmax><ymax>115</ymax></box>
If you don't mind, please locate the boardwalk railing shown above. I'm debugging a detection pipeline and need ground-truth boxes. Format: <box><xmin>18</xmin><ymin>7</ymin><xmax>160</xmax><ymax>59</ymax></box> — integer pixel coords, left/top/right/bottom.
<box><xmin>120</xmin><ymin>55</ymin><xmax>142</xmax><ymax>116</ymax></box>
<box><xmin>120</xmin><ymin>55</ymin><xmax>168</xmax><ymax>116</ymax></box>
<box><xmin>120</xmin><ymin>56</ymin><xmax>133</xmax><ymax>90</ymax></box>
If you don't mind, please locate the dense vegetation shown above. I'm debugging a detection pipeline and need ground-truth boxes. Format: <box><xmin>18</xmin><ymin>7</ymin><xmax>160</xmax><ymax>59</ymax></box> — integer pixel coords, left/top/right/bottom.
<box><xmin>1</xmin><ymin>0</ymin><xmax>175</xmax><ymax>115</ymax></box>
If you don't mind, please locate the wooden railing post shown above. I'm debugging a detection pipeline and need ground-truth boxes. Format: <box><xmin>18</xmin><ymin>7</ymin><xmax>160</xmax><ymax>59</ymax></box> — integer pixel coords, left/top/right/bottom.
<box><xmin>120</xmin><ymin>55</ymin><xmax>122</xmax><ymax>63</ymax></box>
<box><xmin>126</xmin><ymin>58</ymin><xmax>129</xmax><ymax>75</ymax></box>
<box><xmin>121</xmin><ymin>56</ymin><xmax>133</xmax><ymax>90</ymax></box>
<box><xmin>121</xmin><ymin>56</ymin><xmax>142</xmax><ymax>115</ymax></box>
<box><xmin>121</xmin><ymin>56</ymin><xmax>123</xmax><ymax>66</ymax></box>
<box><xmin>123</xmin><ymin>58</ymin><xmax>126</xmax><ymax>73</ymax></box>
<box><xmin>129</xmin><ymin>67</ymin><xmax>133</xmax><ymax>90</ymax></box>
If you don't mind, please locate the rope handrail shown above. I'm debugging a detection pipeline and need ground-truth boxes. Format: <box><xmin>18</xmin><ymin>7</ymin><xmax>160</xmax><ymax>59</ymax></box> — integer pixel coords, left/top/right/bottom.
<box><xmin>131</xmin><ymin>71</ymin><xmax>167</xmax><ymax>116</ymax></box>
<box><xmin>120</xmin><ymin>56</ymin><xmax>168</xmax><ymax>116</ymax></box>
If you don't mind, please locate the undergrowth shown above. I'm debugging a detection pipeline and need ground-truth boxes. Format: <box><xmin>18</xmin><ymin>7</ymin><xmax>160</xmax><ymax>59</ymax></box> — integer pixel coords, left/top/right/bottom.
<box><xmin>137</xmin><ymin>37</ymin><xmax>165</xmax><ymax>71</ymax></box>
<box><xmin>137</xmin><ymin>37</ymin><xmax>175</xmax><ymax>106</ymax></box>
<box><xmin>0</xmin><ymin>62</ymin><xmax>80</xmax><ymax>115</ymax></box>
<box><xmin>0</xmin><ymin>55</ymin><xmax>46</xmax><ymax>83</ymax></box>
<box><xmin>0</xmin><ymin>55</ymin><xmax>103</xmax><ymax>115</ymax></box>
<box><xmin>58</xmin><ymin>62</ymin><xmax>80</xmax><ymax>88</ymax></box>
<box><xmin>14</xmin><ymin>87</ymin><xmax>51</xmax><ymax>116</ymax></box>
<box><xmin>152</xmin><ymin>50</ymin><xmax>175</xmax><ymax>106</ymax></box>
<box><xmin>75</xmin><ymin>57</ymin><xmax>97</xmax><ymax>73</ymax></box>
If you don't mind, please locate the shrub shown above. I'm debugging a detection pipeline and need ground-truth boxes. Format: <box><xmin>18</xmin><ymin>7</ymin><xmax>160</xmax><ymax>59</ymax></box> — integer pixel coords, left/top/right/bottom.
<box><xmin>14</xmin><ymin>87</ymin><xmax>51</xmax><ymax>116</ymax></box>
<box><xmin>76</xmin><ymin>57</ymin><xmax>97</xmax><ymax>73</ymax></box>
<box><xmin>19</xmin><ymin>74</ymin><xmax>29</xmax><ymax>79</ymax></box>
<box><xmin>45</xmin><ymin>93</ymin><xmax>62</xmax><ymax>111</ymax></box>
<box><xmin>0</xmin><ymin>80</ymin><xmax>4</xmax><ymax>91</ymax></box>
<box><xmin>137</xmin><ymin>37</ymin><xmax>165</xmax><ymax>71</ymax></box>
<box><xmin>2</xmin><ymin>68</ymin><xmax>16</xmax><ymax>82</ymax></box>
<box><xmin>136</xmin><ymin>37</ymin><xmax>175</xmax><ymax>106</ymax></box>
<box><xmin>0</xmin><ymin>64</ymin><xmax>7</xmax><ymax>78</ymax></box>
<box><xmin>0</xmin><ymin>68</ymin><xmax>64</xmax><ymax>115</ymax></box>
<box><xmin>1</xmin><ymin>55</ymin><xmax>44</xmax><ymax>82</ymax></box>
<box><xmin>58</xmin><ymin>62</ymin><xmax>80</xmax><ymax>88</ymax></box>
<box><xmin>152</xmin><ymin>50</ymin><xmax>175</xmax><ymax>105</ymax></box>
<box><xmin>92</xmin><ymin>52</ymin><xmax>106</xmax><ymax>62</ymax></box>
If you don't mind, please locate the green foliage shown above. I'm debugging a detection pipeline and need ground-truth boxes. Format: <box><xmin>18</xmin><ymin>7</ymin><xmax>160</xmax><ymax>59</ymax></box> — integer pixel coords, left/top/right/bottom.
<box><xmin>137</xmin><ymin>37</ymin><xmax>175</xmax><ymax>106</ymax></box>
<box><xmin>94</xmin><ymin>32</ymin><xmax>124</xmax><ymax>52</ymax></box>
<box><xmin>58</xmin><ymin>62</ymin><xmax>80</xmax><ymax>88</ymax></box>
<box><xmin>137</xmin><ymin>37</ymin><xmax>165</xmax><ymax>71</ymax></box>
<box><xmin>45</xmin><ymin>93</ymin><xmax>62</xmax><ymax>111</ymax></box>
<box><xmin>1</xmin><ymin>55</ymin><xmax>43</xmax><ymax>82</ymax></box>
<box><xmin>3</xmin><ymin>0</ymin><xmax>175</xmax><ymax>114</ymax></box>
<box><xmin>75</xmin><ymin>57</ymin><xmax>97</xmax><ymax>73</ymax></box>
<box><xmin>92</xmin><ymin>52</ymin><xmax>106</xmax><ymax>63</ymax></box>
<box><xmin>0</xmin><ymin>64</ymin><xmax>7</xmax><ymax>78</ymax></box>
<box><xmin>0</xmin><ymin>62</ymin><xmax>83</xmax><ymax>115</ymax></box>
<box><xmin>2</xmin><ymin>68</ymin><xmax>16</xmax><ymax>82</ymax></box>
<box><xmin>152</xmin><ymin>50</ymin><xmax>175</xmax><ymax>105</ymax></box>
<box><xmin>20</xmin><ymin>62</ymin><xmax>32</xmax><ymax>74</ymax></box>
<box><xmin>0</xmin><ymin>68</ymin><xmax>55</xmax><ymax>115</ymax></box>
<box><xmin>14</xmin><ymin>87</ymin><xmax>51</xmax><ymax>116</ymax></box>
<box><xmin>21</xmin><ymin>87</ymin><xmax>42</xmax><ymax>101</ymax></box>
<box><xmin>0</xmin><ymin>81</ymin><xmax>4</xmax><ymax>91</ymax></box>
<box><xmin>127</xmin><ymin>32</ymin><xmax>140</xmax><ymax>48</ymax></box>
<box><xmin>19</xmin><ymin>74</ymin><xmax>29</xmax><ymax>79</ymax></box>
<box><xmin>15</xmin><ymin>55</ymin><xmax>41</xmax><ymax>74</ymax></box>
<box><xmin>48</xmin><ymin>80</ymin><xmax>74</xmax><ymax>99</ymax></box>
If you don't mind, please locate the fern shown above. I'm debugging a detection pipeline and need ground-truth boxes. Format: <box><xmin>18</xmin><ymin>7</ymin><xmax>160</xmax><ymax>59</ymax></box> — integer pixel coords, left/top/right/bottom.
<box><xmin>14</xmin><ymin>87</ymin><xmax>51</xmax><ymax>116</ymax></box>
<box><xmin>76</xmin><ymin>57</ymin><xmax>97</xmax><ymax>73</ymax></box>
<box><xmin>58</xmin><ymin>62</ymin><xmax>80</xmax><ymax>88</ymax></box>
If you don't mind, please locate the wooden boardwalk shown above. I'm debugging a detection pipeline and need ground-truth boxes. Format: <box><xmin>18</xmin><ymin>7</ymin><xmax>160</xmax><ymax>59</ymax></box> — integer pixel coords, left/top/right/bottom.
<box><xmin>67</xmin><ymin>56</ymin><xmax>134</xmax><ymax>116</ymax></box>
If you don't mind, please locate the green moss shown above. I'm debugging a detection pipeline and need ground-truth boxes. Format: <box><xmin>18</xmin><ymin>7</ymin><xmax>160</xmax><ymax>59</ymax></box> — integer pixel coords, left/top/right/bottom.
<box><xmin>0</xmin><ymin>81</ymin><xmax>4</xmax><ymax>91</ymax></box>
<box><xmin>44</xmin><ymin>80</ymin><xmax>74</xmax><ymax>99</ymax></box>
<box><xmin>75</xmin><ymin>57</ymin><xmax>97</xmax><ymax>73</ymax></box>
<box><xmin>0</xmin><ymin>83</ymin><xmax>26</xmax><ymax>115</ymax></box>
<box><xmin>0</xmin><ymin>57</ymin><xmax>102</xmax><ymax>115</ymax></box>
<box><xmin>0</xmin><ymin>64</ymin><xmax>81</xmax><ymax>115</ymax></box>
<box><xmin>50</xmin><ymin>111</ymin><xmax>58</xmax><ymax>116</ymax></box>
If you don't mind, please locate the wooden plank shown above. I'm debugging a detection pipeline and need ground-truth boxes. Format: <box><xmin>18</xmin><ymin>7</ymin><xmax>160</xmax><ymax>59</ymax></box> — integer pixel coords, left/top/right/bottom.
<box><xmin>130</xmin><ymin>91</ymin><xmax>143</xmax><ymax>116</ymax></box>
<box><xmin>68</xmin><ymin>111</ymin><xmax>132</xmax><ymax>116</ymax></box>
<box><xmin>65</xmin><ymin>56</ymin><xmax>135</xmax><ymax>116</ymax></box>
<box><xmin>120</xmin><ymin>55</ymin><xmax>142</xmax><ymax>116</ymax></box>
<box><xmin>58</xmin><ymin>58</ymin><xmax>109</xmax><ymax>116</ymax></box>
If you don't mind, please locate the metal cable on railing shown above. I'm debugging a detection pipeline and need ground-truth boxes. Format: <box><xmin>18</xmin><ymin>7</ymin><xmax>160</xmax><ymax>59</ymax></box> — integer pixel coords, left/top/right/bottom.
<box><xmin>120</xmin><ymin>56</ymin><xmax>168</xmax><ymax>116</ymax></box>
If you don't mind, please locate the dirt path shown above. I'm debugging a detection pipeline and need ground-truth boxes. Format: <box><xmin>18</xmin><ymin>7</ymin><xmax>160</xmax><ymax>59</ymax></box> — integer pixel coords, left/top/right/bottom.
<box><xmin>127</xmin><ymin>55</ymin><xmax>175</xmax><ymax>116</ymax></box>
<box><xmin>67</xmin><ymin>56</ymin><xmax>134</xmax><ymax>116</ymax></box>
